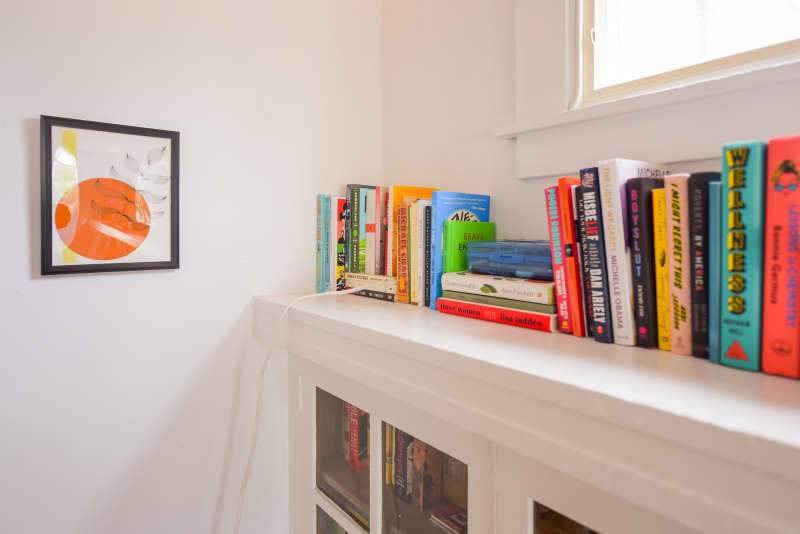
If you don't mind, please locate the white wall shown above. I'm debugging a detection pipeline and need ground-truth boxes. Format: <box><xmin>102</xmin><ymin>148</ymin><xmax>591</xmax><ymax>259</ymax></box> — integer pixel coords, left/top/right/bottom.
<box><xmin>0</xmin><ymin>1</ymin><xmax>380</xmax><ymax>533</ymax></box>
<box><xmin>382</xmin><ymin>0</ymin><xmax>560</xmax><ymax>240</ymax></box>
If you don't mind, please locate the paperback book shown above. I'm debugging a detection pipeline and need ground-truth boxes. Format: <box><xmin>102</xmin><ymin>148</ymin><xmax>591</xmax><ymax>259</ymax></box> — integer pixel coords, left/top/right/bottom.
<box><xmin>720</xmin><ymin>141</ymin><xmax>766</xmax><ymax>371</ymax></box>
<box><xmin>545</xmin><ymin>185</ymin><xmax>572</xmax><ymax>333</ymax></box>
<box><xmin>652</xmin><ymin>188</ymin><xmax>671</xmax><ymax>351</ymax></box>
<box><xmin>708</xmin><ymin>182</ymin><xmax>721</xmax><ymax>364</ymax></box>
<box><xmin>436</xmin><ymin>298</ymin><xmax>557</xmax><ymax>332</ymax></box>
<box><xmin>665</xmin><ymin>174</ymin><xmax>693</xmax><ymax>355</ymax></box>
<box><xmin>558</xmin><ymin>177</ymin><xmax>586</xmax><ymax>336</ymax></box>
<box><xmin>440</xmin><ymin>271</ymin><xmax>554</xmax><ymax>304</ymax></box>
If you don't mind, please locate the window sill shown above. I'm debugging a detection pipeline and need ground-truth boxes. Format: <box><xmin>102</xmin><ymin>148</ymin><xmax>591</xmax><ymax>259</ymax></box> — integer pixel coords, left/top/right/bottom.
<box><xmin>495</xmin><ymin>59</ymin><xmax>800</xmax><ymax>140</ymax></box>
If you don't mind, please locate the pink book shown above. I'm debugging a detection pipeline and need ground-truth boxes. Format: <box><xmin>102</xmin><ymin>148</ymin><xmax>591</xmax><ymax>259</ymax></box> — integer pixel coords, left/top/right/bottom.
<box><xmin>665</xmin><ymin>174</ymin><xmax>692</xmax><ymax>355</ymax></box>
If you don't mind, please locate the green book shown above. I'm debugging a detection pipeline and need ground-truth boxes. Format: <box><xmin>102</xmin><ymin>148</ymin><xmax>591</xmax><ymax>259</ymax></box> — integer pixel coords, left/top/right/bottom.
<box><xmin>442</xmin><ymin>220</ymin><xmax>495</xmax><ymax>274</ymax></box>
<box><xmin>442</xmin><ymin>290</ymin><xmax>556</xmax><ymax>314</ymax></box>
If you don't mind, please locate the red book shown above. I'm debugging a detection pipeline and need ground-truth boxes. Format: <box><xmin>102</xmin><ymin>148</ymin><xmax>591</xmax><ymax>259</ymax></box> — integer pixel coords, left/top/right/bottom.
<box><xmin>436</xmin><ymin>298</ymin><xmax>557</xmax><ymax>332</ymax></box>
<box><xmin>545</xmin><ymin>186</ymin><xmax>573</xmax><ymax>333</ymax></box>
<box><xmin>762</xmin><ymin>135</ymin><xmax>800</xmax><ymax>379</ymax></box>
<box><xmin>348</xmin><ymin>404</ymin><xmax>367</xmax><ymax>471</ymax></box>
<box><xmin>558</xmin><ymin>177</ymin><xmax>587</xmax><ymax>337</ymax></box>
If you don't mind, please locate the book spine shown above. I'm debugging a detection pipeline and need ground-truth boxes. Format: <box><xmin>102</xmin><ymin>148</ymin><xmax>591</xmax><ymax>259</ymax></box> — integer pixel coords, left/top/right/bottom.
<box><xmin>397</xmin><ymin>206</ymin><xmax>410</xmax><ymax>303</ymax></box>
<box><xmin>353</xmin><ymin>289</ymin><xmax>396</xmax><ymax>302</ymax></box>
<box><xmin>652</xmin><ymin>189</ymin><xmax>671</xmax><ymax>351</ymax></box>
<box><xmin>316</xmin><ymin>195</ymin><xmax>324</xmax><ymax>293</ymax></box>
<box><xmin>721</xmin><ymin>142</ymin><xmax>765</xmax><ymax>371</ymax></box>
<box><xmin>374</xmin><ymin>186</ymin><xmax>382</xmax><ymax>275</ymax></box>
<box><xmin>599</xmin><ymin>163</ymin><xmax>635</xmax><ymax>345</ymax></box>
<box><xmin>324</xmin><ymin>196</ymin><xmax>332</xmax><ymax>291</ymax></box>
<box><xmin>358</xmin><ymin>189</ymin><xmax>368</xmax><ymax>273</ymax></box>
<box><xmin>394</xmin><ymin>430</ymin><xmax>408</xmax><ymax>499</ymax></box>
<box><xmin>665</xmin><ymin>175</ymin><xmax>693</xmax><ymax>355</ymax></box>
<box><xmin>708</xmin><ymin>182</ymin><xmax>721</xmax><ymax>364</ymax></box>
<box><xmin>349</xmin><ymin>187</ymin><xmax>361</xmax><ymax>272</ymax></box>
<box><xmin>545</xmin><ymin>186</ymin><xmax>573</xmax><ymax>333</ymax></box>
<box><xmin>440</xmin><ymin>273</ymin><xmax>554</xmax><ymax>304</ymax></box>
<box><xmin>348</xmin><ymin>404</ymin><xmax>360</xmax><ymax>471</ymax></box>
<box><xmin>558</xmin><ymin>178</ymin><xmax>586</xmax><ymax>336</ymax></box>
<box><xmin>386</xmin><ymin>187</ymin><xmax>394</xmax><ymax>276</ymax></box>
<box><xmin>436</xmin><ymin>298</ymin><xmax>557</xmax><ymax>332</ymax></box>
<box><xmin>381</xmin><ymin>188</ymin><xmax>388</xmax><ymax>275</ymax></box>
<box><xmin>627</xmin><ymin>179</ymin><xmax>661</xmax><ymax>348</ymax></box>
<box><xmin>417</xmin><ymin>203</ymin><xmax>427</xmax><ymax>307</ymax></box>
<box><xmin>409</xmin><ymin>203</ymin><xmax>418</xmax><ymax>305</ymax></box>
<box><xmin>441</xmin><ymin>290</ymin><xmax>556</xmax><ymax>314</ymax></box>
<box><xmin>689</xmin><ymin>173</ymin><xmax>721</xmax><ymax>358</ymax></box>
<box><xmin>365</xmin><ymin>190</ymin><xmax>376</xmax><ymax>275</ymax></box>
<box><xmin>424</xmin><ymin>205</ymin><xmax>432</xmax><ymax>307</ymax></box>
<box><xmin>762</xmin><ymin>136</ymin><xmax>800</xmax><ymax>378</ymax></box>
<box><xmin>580</xmin><ymin>168</ymin><xmax>614</xmax><ymax>343</ymax></box>
<box><xmin>575</xmin><ymin>186</ymin><xmax>595</xmax><ymax>336</ymax></box>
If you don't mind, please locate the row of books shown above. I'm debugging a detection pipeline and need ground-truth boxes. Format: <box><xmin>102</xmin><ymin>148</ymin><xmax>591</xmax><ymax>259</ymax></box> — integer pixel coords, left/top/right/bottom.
<box><xmin>384</xmin><ymin>423</ymin><xmax>468</xmax><ymax>534</ymax></box>
<box><xmin>316</xmin><ymin>186</ymin><xmax>493</xmax><ymax>308</ymax></box>
<box><xmin>544</xmin><ymin>136</ymin><xmax>800</xmax><ymax>379</ymax></box>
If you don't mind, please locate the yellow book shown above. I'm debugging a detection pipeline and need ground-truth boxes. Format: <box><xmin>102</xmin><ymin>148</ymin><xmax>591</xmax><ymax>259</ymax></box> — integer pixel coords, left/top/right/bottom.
<box><xmin>652</xmin><ymin>188</ymin><xmax>671</xmax><ymax>351</ymax></box>
<box><xmin>408</xmin><ymin>201</ymin><xmax>419</xmax><ymax>304</ymax></box>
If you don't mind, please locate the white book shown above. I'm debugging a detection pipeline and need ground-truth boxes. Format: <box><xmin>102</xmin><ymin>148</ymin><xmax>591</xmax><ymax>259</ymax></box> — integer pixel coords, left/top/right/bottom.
<box><xmin>408</xmin><ymin>200</ymin><xmax>419</xmax><ymax>304</ymax></box>
<box><xmin>598</xmin><ymin>158</ymin><xmax>670</xmax><ymax>345</ymax></box>
<box><xmin>440</xmin><ymin>272</ymin><xmax>555</xmax><ymax>304</ymax></box>
<box><xmin>417</xmin><ymin>199</ymin><xmax>431</xmax><ymax>306</ymax></box>
<box><xmin>365</xmin><ymin>189</ymin><xmax>376</xmax><ymax>275</ymax></box>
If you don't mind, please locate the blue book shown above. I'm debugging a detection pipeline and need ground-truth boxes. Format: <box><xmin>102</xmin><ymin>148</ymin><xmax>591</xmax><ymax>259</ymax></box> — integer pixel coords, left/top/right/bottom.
<box><xmin>316</xmin><ymin>194</ymin><xmax>326</xmax><ymax>293</ymax></box>
<box><xmin>708</xmin><ymin>182</ymin><xmax>721</xmax><ymax>364</ymax></box>
<box><xmin>429</xmin><ymin>191</ymin><xmax>491</xmax><ymax>310</ymax></box>
<box><xmin>720</xmin><ymin>141</ymin><xmax>766</xmax><ymax>371</ymax></box>
<box><xmin>322</xmin><ymin>195</ymin><xmax>332</xmax><ymax>291</ymax></box>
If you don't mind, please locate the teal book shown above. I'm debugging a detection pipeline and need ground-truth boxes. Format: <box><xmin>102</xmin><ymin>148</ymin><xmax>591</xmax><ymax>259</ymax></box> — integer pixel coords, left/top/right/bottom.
<box><xmin>316</xmin><ymin>194</ymin><xmax>326</xmax><ymax>293</ymax></box>
<box><xmin>442</xmin><ymin>221</ymin><xmax>495</xmax><ymax>273</ymax></box>
<box><xmin>708</xmin><ymin>182</ymin><xmax>720</xmax><ymax>364</ymax></box>
<box><xmin>720</xmin><ymin>141</ymin><xmax>766</xmax><ymax>371</ymax></box>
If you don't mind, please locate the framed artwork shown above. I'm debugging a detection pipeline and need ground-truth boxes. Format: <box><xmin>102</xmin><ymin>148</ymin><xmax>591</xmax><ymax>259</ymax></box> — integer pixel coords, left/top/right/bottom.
<box><xmin>40</xmin><ymin>115</ymin><xmax>179</xmax><ymax>275</ymax></box>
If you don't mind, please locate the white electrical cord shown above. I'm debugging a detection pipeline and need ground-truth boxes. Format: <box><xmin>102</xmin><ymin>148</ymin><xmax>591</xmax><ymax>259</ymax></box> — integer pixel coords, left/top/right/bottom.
<box><xmin>232</xmin><ymin>282</ymin><xmax>387</xmax><ymax>534</ymax></box>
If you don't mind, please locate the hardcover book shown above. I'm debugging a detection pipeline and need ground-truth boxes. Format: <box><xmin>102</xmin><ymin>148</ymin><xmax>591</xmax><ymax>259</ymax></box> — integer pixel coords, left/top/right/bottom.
<box><xmin>762</xmin><ymin>135</ymin><xmax>800</xmax><ymax>378</ymax></box>
<box><xmin>442</xmin><ymin>221</ymin><xmax>496</xmax><ymax>273</ymax></box>
<box><xmin>599</xmin><ymin>159</ymin><xmax>670</xmax><ymax>345</ymax></box>
<box><xmin>688</xmin><ymin>172</ymin><xmax>721</xmax><ymax>358</ymax></box>
<box><xmin>387</xmin><ymin>186</ymin><xmax>438</xmax><ymax>277</ymax></box>
<box><xmin>626</xmin><ymin>177</ymin><xmax>663</xmax><ymax>347</ymax></box>
<box><xmin>580</xmin><ymin>167</ymin><xmax>614</xmax><ymax>343</ymax></box>
<box><xmin>665</xmin><ymin>174</ymin><xmax>693</xmax><ymax>355</ymax></box>
<box><xmin>424</xmin><ymin>205</ymin><xmax>432</xmax><ymax>307</ymax></box>
<box><xmin>558</xmin><ymin>177</ymin><xmax>587</xmax><ymax>337</ymax></box>
<box><xmin>316</xmin><ymin>194</ymin><xmax>325</xmax><ymax>293</ymax></box>
<box><xmin>365</xmin><ymin>188</ymin><xmax>376</xmax><ymax>275</ymax></box>
<box><xmin>417</xmin><ymin>200</ymin><xmax>432</xmax><ymax>307</ymax></box>
<box><xmin>708</xmin><ymin>182</ymin><xmax>721</xmax><ymax>364</ymax></box>
<box><xmin>545</xmin><ymin>185</ymin><xmax>572</xmax><ymax>333</ymax></box>
<box><xmin>652</xmin><ymin>188</ymin><xmax>671</xmax><ymax>351</ymax></box>
<box><xmin>397</xmin><ymin>206</ymin><xmax>410</xmax><ymax>304</ymax></box>
<box><xmin>720</xmin><ymin>141</ymin><xmax>765</xmax><ymax>371</ymax></box>
<box><xmin>442</xmin><ymin>290</ymin><xmax>556</xmax><ymax>314</ymax></box>
<box><xmin>394</xmin><ymin>430</ymin><xmax>411</xmax><ymax>500</ymax></box>
<box><xmin>332</xmin><ymin>197</ymin><xmax>347</xmax><ymax>291</ymax></box>
<box><xmin>441</xmin><ymin>271</ymin><xmax>554</xmax><ymax>304</ymax></box>
<box><xmin>429</xmin><ymin>191</ymin><xmax>491</xmax><ymax>310</ymax></box>
<box><xmin>574</xmin><ymin>185</ymin><xmax>594</xmax><ymax>337</ymax></box>
<box><xmin>436</xmin><ymin>298</ymin><xmax>557</xmax><ymax>332</ymax></box>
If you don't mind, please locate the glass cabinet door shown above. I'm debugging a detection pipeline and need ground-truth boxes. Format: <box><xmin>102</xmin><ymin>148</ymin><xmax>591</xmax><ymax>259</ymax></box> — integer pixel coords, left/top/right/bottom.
<box><xmin>316</xmin><ymin>387</ymin><xmax>370</xmax><ymax>531</ymax></box>
<box><xmin>382</xmin><ymin>422</ymin><xmax>468</xmax><ymax>534</ymax></box>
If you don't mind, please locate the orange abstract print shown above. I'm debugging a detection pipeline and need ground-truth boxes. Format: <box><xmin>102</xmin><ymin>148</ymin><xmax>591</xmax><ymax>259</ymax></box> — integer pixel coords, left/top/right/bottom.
<box><xmin>55</xmin><ymin>178</ymin><xmax>150</xmax><ymax>260</ymax></box>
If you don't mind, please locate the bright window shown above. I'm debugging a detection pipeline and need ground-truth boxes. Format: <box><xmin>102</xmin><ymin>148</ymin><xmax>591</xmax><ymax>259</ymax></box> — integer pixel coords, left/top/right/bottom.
<box><xmin>580</xmin><ymin>0</ymin><xmax>800</xmax><ymax>103</ymax></box>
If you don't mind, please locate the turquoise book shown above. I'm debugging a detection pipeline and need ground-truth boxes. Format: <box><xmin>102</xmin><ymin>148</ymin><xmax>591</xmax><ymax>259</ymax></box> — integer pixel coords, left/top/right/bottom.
<box><xmin>429</xmin><ymin>191</ymin><xmax>491</xmax><ymax>310</ymax></box>
<box><xmin>720</xmin><ymin>141</ymin><xmax>765</xmax><ymax>371</ymax></box>
<box><xmin>708</xmin><ymin>182</ymin><xmax>720</xmax><ymax>364</ymax></box>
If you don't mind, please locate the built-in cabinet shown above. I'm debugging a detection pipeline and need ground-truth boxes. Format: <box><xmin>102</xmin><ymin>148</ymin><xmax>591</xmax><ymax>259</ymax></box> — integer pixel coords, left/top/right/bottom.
<box><xmin>255</xmin><ymin>294</ymin><xmax>800</xmax><ymax>534</ymax></box>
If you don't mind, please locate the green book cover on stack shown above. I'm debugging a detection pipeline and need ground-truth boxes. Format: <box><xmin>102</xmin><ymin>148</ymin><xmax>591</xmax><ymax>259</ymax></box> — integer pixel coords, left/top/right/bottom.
<box><xmin>442</xmin><ymin>220</ymin><xmax>496</xmax><ymax>274</ymax></box>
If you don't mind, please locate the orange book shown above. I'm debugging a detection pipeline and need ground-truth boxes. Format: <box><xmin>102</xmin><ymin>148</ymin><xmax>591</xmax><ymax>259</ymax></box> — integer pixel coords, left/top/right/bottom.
<box><xmin>387</xmin><ymin>186</ymin><xmax>438</xmax><ymax>277</ymax></box>
<box><xmin>558</xmin><ymin>177</ymin><xmax>586</xmax><ymax>337</ymax></box>
<box><xmin>762</xmin><ymin>135</ymin><xmax>800</xmax><ymax>379</ymax></box>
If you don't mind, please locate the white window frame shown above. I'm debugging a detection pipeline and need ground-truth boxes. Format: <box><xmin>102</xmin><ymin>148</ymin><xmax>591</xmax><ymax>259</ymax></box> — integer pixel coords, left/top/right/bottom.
<box><xmin>574</xmin><ymin>0</ymin><xmax>800</xmax><ymax>109</ymax></box>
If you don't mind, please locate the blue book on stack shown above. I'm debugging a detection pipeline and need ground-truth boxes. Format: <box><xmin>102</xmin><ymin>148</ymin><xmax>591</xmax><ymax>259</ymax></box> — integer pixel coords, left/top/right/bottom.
<box><xmin>429</xmin><ymin>191</ymin><xmax>491</xmax><ymax>310</ymax></box>
<box><xmin>708</xmin><ymin>182</ymin><xmax>721</xmax><ymax>364</ymax></box>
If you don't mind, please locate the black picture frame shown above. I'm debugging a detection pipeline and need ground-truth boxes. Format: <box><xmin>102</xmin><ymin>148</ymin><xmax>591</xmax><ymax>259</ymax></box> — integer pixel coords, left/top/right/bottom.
<box><xmin>40</xmin><ymin>115</ymin><xmax>179</xmax><ymax>275</ymax></box>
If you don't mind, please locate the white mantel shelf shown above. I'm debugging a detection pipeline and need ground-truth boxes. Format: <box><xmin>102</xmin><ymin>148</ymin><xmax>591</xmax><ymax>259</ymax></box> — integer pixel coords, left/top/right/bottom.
<box><xmin>254</xmin><ymin>293</ymin><xmax>800</xmax><ymax>533</ymax></box>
